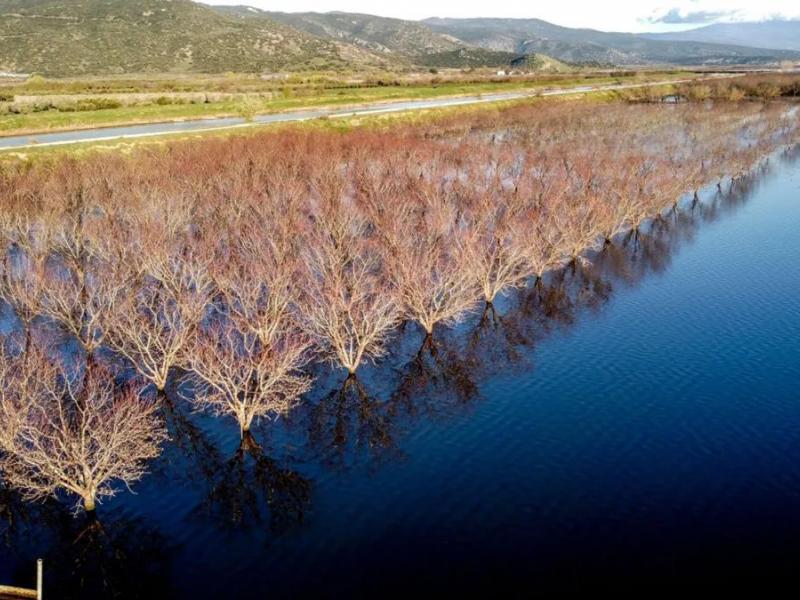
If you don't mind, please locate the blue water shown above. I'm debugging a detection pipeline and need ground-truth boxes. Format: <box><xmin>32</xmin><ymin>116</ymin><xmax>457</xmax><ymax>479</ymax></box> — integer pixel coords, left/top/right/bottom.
<box><xmin>1</xmin><ymin>150</ymin><xmax>800</xmax><ymax>597</ymax></box>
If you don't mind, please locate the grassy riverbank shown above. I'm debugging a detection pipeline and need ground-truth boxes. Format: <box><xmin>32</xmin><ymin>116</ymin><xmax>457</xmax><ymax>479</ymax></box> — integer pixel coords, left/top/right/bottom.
<box><xmin>0</xmin><ymin>90</ymin><xmax>639</xmax><ymax>161</ymax></box>
<box><xmin>4</xmin><ymin>72</ymin><xmax>798</xmax><ymax>161</ymax></box>
<box><xmin>0</xmin><ymin>70</ymin><xmax>696</xmax><ymax>138</ymax></box>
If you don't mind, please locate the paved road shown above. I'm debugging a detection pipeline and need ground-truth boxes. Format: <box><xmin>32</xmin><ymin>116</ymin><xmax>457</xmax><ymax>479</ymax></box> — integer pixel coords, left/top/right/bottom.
<box><xmin>0</xmin><ymin>78</ymin><xmax>718</xmax><ymax>150</ymax></box>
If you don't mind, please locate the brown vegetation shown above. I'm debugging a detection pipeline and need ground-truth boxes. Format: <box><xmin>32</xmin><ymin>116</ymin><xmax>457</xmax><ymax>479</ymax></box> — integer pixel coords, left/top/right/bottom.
<box><xmin>621</xmin><ymin>73</ymin><xmax>800</xmax><ymax>103</ymax></box>
<box><xmin>0</xmin><ymin>350</ymin><xmax>166</xmax><ymax>512</ymax></box>
<box><xmin>0</xmin><ymin>96</ymin><xmax>798</xmax><ymax>512</ymax></box>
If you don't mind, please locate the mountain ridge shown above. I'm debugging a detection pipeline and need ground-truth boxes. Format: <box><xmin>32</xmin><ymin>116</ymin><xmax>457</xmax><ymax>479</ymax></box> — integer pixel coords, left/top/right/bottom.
<box><xmin>218</xmin><ymin>7</ymin><xmax>528</xmax><ymax>69</ymax></box>
<box><xmin>0</xmin><ymin>0</ymin><xmax>392</xmax><ymax>76</ymax></box>
<box><xmin>0</xmin><ymin>1</ymin><xmax>797</xmax><ymax>77</ymax></box>
<box><xmin>642</xmin><ymin>21</ymin><xmax>800</xmax><ymax>53</ymax></box>
<box><xmin>422</xmin><ymin>17</ymin><xmax>800</xmax><ymax>66</ymax></box>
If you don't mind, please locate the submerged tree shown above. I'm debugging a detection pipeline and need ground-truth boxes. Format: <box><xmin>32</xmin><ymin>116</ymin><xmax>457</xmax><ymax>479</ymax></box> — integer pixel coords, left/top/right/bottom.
<box><xmin>35</xmin><ymin>229</ymin><xmax>122</xmax><ymax>366</ymax></box>
<box><xmin>300</xmin><ymin>199</ymin><xmax>400</xmax><ymax>376</ymax></box>
<box><xmin>105</xmin><ymin>252</ymin><xmax>212</xmax><ymax>394</ymax></box>
<box><xmin>384</xmin><ymin>188</ymin><xmax>480</xmax><ymax>342</ymax></box>
<box><xmin>0</xmin><ymin>350</ymin><xmax>167</xmax><ymax>513</ymax></box>
<box><xmin>463</xmin><ymin>192</ymin><xmax>538</xmax><ymax>306</ymax></box>
<box><xmin>188</xmin><ymin>321</ymin><xmax>313</xmax><ymax>438</ymax></box>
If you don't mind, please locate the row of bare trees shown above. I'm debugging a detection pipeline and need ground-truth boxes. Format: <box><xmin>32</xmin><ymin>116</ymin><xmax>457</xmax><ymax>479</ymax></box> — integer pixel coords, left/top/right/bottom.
<box><xmin>0</xmin><ymin>98</ymin><xmax>797</xmax><ymax>513</ymax></box>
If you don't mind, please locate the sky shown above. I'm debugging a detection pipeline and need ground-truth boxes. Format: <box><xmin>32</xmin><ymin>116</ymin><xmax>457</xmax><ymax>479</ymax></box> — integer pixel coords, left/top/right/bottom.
<box><xmin>206</xmin><ymin>0</ymin><xmax>800</xmax><ymax>32</ymax></box>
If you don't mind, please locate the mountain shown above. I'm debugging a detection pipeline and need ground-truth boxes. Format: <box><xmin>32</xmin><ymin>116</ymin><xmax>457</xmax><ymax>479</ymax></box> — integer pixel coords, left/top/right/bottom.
<box><xmin>0</xmin><ymin>0</ymin><xmax>389</xmax><ymax>76</ymax></box>
<box><xmin>218</xmin><ymin>8</ymin><xmax>524</xmax><ymax>68</ymax></box>
<box><xmin>0</xmin><ymin>2</ymin><xmax>797</xmax><ymax>77</ymax></box>
<box><xmin>229</xmin><ymin>9</ymin><xmax>462</xmax><ymax>57</ymax></box>
<box><xmin>643</xmin><ymin>21</ymin><xmax>800</xmax><ymax>53</ymax></box>
<box><xmin>423</xmin><ymin>17</ymin><xmax>800</xmax><ymax>66</ymax></box>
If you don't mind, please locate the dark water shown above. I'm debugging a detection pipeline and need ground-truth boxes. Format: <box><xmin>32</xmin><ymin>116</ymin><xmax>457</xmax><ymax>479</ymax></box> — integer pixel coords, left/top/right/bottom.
<box><xmin>2</xmin><ymin>149</ymin><xmax>800</xmax><ymax>597</ymax></box>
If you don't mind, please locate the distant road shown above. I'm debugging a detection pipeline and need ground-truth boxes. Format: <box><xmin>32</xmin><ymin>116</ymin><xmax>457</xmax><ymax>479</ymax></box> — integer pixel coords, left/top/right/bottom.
<box><xmin>0</xmin><ymin>77</ymin><xmax>730</xmax><ymax>151</ymax></box>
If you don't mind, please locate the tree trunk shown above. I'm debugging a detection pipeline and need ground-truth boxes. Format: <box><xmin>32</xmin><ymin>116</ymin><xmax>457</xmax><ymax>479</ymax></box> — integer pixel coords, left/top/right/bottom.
<box><xmin>417</xmin><ymin>331</ymin><xmax>435</xmax><ymax>357</ymax></box>
<box><xmin>86</xmin><ymin>348</ymin><xmax>97</xmax><ymax>372</ymax></box>
<box><xmin>241</xmin><ymin>430</ymin><xmax>259</xmax><ymax>454</ymax></box>
<box><xmin>23</xmin><ymin>323</ymin><xmax>32</xmax><ymax>355</ymax></box>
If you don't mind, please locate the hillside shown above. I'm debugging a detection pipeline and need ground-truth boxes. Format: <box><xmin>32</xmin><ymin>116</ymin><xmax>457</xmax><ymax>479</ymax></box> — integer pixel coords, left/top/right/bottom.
<box><xmin>0</xmin><ymin>0</ymin><xmax>388</xmax><ymax>76</ymax></box>
<box><xmin>222</xmin><ymin>8</ymin><xmax>523</xmax><ymax>68</ymax></box>
<box><xmin>1</xmin><ymin>1</ymin><xmax>797</xmax><ymax>77</ymax></box>
<box><xmin>423</xmin><ymin>17</ymin><xmax>800</xmax><ymax>66</ymax></box>
<box><xmin>643</xmin><ymin>21</ymin><xmax>800</xmax><ymax>53</ymax></box>
<box><xmin>243</xmin><ymin>10</ymin><xmax>461</xmax><ymax>57</ymax></box>
<box><xmin>519</xmin><ymin>54</ymin><xmax>572</xmax><ymax>72</ymax></box>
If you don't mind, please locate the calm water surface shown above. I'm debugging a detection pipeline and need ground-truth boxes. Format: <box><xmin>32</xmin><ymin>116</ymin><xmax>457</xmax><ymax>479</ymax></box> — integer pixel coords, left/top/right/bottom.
<box><xmin>1</xmin><ymin>150</ymin><xmax>800</xmax><ymax>597</ymax></box>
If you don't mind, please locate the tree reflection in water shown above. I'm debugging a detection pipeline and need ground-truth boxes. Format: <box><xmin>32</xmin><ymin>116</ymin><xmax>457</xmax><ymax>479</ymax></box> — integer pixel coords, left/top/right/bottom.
<box><xmin>301</xmin><ymin>163</ymin><xmax>775</xmax><ymax>474</ymax></box>
<box><xmin>55</xmin><ymin>513</ymin><xmax>172</xmax><ymax>599</ymax></box>
<box><xmin>158</xmin><ymin>381</ymin><xmax>224</xmax><ymax>486</ymax></box>
<box><xmin>198</xmin><ymin>429</ymin><xmax>311</xmax><ymax>533</ymax></box>
<box><xmin>464</xmin><ymin>301</ymin><xmax>535</xmax><ymax>371</ymax></box>
<box><xmin>388</xmin><ymin>328</ymin><xmax>480</xmax><ymax>421</ymax></box>
<box><xmin>2</xmin><ymin>503</ymin><xmax>171</xmax><ymax>599</ymax></box>
<box><xmin>306</xmin><ymin>374</ymin><xmax>397</xmax><ymax>469</ymax></box>
<box><xmin>0</xmin><ymin>481</ymin><xmax>35</xmax><ymax>547</ymax></box>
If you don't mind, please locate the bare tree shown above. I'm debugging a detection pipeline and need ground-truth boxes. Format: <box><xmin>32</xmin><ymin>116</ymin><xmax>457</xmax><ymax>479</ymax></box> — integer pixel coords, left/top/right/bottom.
<box><xmin>188</xmin><ymin>322</ymin><xmax>312</xmax><ymax>437</ymax></box>
<box><xmin>0</xmin><ymin>222</ymin><xmax>50</xmax><ymax>352</ymax></box>
<box><xmin>0</xmin><ymin>348</ymin><xmax>45</xmax><ymax>449</ymax></box>
<box><xmin>35</xmin><ymin>225</ymin><xmax>123</xmax><ymax>365</ymax></box>
<box><xmin>214</xmin><ymin>203</ymin><xmax>304</xmax><ymax>349</ymax></box>
<box><xmin>300</xmin><ymin>199</ymin><xmax>399</xmax><ymax>375</ymax></box>
<box><xmin>0</xmin><ymin>351</ymin><xmax>167</xmax><ymax>513</ymax></box>
<box><xmin>384</xmin><ymin>189</ymin><xmax>480</xmax><ymax>339</ymax></box>
<box><xmin>555</xmin><ymin>178</ymin><xmax>604</xmax><ymax>264</ymax></box>
<box><xmin>105</xmin><ymin>252</ymin><xmax>211</xmax><ymax>393</ymax></box>
<box><xmin>524</xmin><ymin>217</ymin><xmax>569</xmax><ymax>283</ymax></box>
<box><xmin>464</xmin><ymin>193</ymin><xmax>536</xmax><ymax>305</ymax></box>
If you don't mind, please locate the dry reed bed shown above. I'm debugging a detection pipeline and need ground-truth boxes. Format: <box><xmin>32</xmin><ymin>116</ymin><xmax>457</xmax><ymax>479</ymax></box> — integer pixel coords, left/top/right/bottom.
<box><xmin>0</xmin><ymin>99</ymin><xmax>798</xmax><ymax>513</ymax></box>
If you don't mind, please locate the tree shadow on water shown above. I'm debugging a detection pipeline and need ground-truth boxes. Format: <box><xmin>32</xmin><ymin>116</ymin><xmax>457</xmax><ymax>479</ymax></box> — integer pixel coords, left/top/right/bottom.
<box><xmin>2</xmin><ymin>506</ymin><xmax>172</xmax><ymax>600</ymax></box>
<box><xmin>155</xmin><ymin>384</ymin><xmax>224</xmax><ymax>486</ymax></box>
<box><xmin>57</xmin><ymin>514</ymin><xmax>172</xmax><ymax>599</ymax></box>
<box><xmin>197</xmin><ymin>430</ymin><xmax>311</xmax><ymax>534</ymax></box>
<box><xmin>389</xmin><ymin>330</ymin><xmax>480</xmax><ymax>421</ymax></box>
<box><xmin>306</xmin><ymin>374</ymin><xmax>397</xmax><ymax>470</ymax></box>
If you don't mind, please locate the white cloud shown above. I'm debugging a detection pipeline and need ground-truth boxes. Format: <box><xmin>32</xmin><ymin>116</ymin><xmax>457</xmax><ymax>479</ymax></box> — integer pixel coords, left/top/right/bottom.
<box><xmin>643</xmin><ymin>1</ymin><xmax>800</xmax><ymax>29</ymax></box>
<box><xmin>204</xmin><ymin>0</ymin><xmax>800</xmax><ymax>31</ymax></box>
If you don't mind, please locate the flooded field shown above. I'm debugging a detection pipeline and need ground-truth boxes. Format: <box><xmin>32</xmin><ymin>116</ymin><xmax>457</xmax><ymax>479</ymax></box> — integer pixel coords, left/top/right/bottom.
<box><xmin>1</xmin><ymin>147</ymin><xmax>799</xmax><ymax>597</ymax></box>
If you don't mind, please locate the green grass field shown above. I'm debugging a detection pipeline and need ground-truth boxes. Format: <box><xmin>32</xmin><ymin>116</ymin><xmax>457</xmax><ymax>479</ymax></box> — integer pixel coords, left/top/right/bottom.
<box><xmin>0</xmin><ymin>82</ymin><xmax>694</xmax><ymax>164</ymax></box>
<box><xmin>0</xmin><ymin>71</ymin><xmax>696</xmax><ymax>138</ymax></box>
